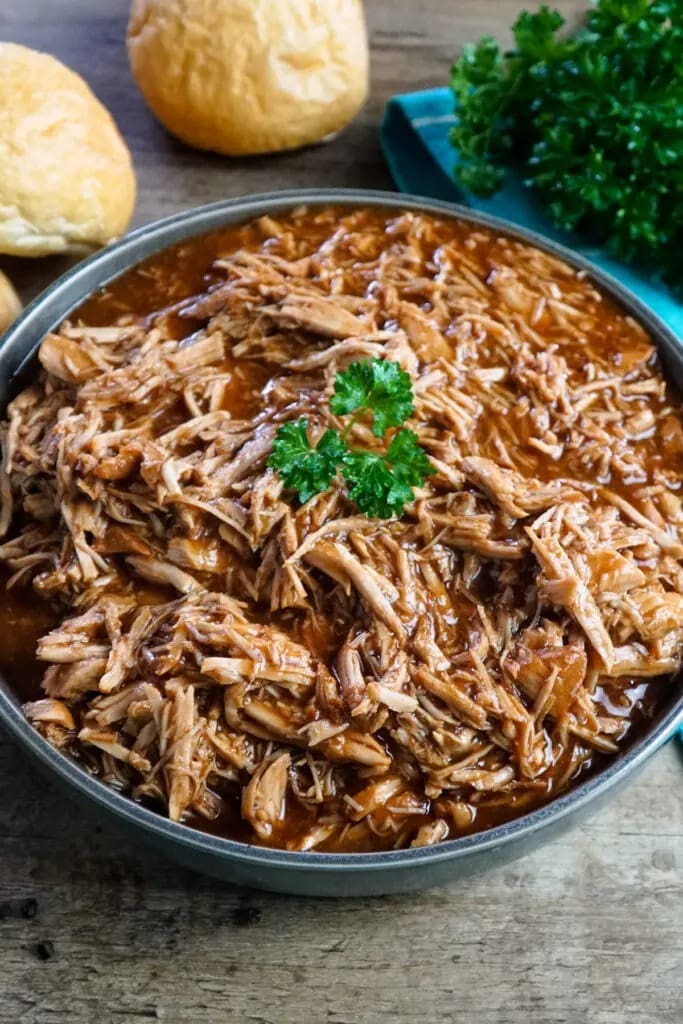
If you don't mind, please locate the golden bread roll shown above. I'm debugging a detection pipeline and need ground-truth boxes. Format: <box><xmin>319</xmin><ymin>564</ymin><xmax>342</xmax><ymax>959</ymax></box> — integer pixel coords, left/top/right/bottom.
<box><xmin>0</xmin><ymin>43</ymin><xmax>136</xmax><ymax>256</ymax></box>
<box><xmin>0</xmin><ymin>270</ymin><xmax>21</xmax><ymax>332</ymax></box>
<box><xmin>127</xmin><ymin>0</ymin><xmax>369</xmax><ymax>156</ymax></box>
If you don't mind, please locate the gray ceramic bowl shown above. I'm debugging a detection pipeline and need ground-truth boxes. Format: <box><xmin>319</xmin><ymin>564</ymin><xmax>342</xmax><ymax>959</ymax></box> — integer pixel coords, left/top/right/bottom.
<box><xmin>1</xmin><ymin>189</ymin><xmax>681</xmax><ymax>896</ymax></box>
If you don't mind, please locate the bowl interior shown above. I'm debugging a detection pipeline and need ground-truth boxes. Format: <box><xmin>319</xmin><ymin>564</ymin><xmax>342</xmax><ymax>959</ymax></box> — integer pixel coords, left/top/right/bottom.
<box><xmin>1</xmin><ymin>188</ymin><xmax>681</xmax><ymax>869</ymax></box>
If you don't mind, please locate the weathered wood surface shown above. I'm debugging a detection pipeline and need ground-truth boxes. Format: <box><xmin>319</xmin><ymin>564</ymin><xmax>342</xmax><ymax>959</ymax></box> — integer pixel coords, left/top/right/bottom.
<box><xmin>0</xmin><ymin>2</ymin><xmax>681</xmax><ymax>1022</ymax></box>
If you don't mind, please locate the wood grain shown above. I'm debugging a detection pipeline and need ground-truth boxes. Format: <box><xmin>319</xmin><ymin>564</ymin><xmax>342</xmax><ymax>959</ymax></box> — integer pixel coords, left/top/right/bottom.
<box><xmin>0</xmin><ymin>2</ymin><xmax>681</xmax><ymax>1022</ymax></box>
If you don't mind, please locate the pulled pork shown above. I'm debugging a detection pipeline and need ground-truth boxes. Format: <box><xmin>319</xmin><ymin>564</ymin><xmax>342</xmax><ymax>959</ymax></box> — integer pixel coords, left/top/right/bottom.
<box><xmin>2</xmin><ymin>206</ymin><xmax>682</xmax><ymax>852</ymax></box>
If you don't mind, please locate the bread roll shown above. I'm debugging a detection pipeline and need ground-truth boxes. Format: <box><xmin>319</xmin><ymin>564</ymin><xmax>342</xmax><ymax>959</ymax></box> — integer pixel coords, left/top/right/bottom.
<box><xmin>0</xmin><ymin>271</ymin><xmax>21</xmax><ymax>333</ymax></box>
<box><xmin>127</xmin><ymin>0</ymin><xmax>369</xmax><ymax>156</ymax></box>
<box><xmin>0</xmin><ymin>43</ymin><xmax>136</xmax><ymax>256</ymax></box>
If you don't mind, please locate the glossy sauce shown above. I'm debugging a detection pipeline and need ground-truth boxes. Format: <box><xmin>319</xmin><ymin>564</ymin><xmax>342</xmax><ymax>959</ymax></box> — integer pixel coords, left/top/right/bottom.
<box><xmin>0</xmin><ymin>207</ymin><xmax>680</xmax><ymax>852</ymax></box>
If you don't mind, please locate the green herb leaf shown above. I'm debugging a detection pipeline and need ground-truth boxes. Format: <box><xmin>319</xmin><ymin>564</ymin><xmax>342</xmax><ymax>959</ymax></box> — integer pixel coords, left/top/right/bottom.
<box><xmin>449</xmin><ymin>0</ymin><xmax>683</xmax><ymax>289</ymax></box>
<box><xmin>341</xmin><ymin>450</ymin><xmax>414</xmax><ymax>519</ymax></box>
<box><xmin>386</xmin><ymin>429</ymin><xmax>437</xmax><ymax>486</ymax></box>
<box><xmin>269</xmin><ymin>362</ymin><xmax>433</xmax><ymax>518</ymax></box>
<box><xmin>331</xmin><ymin>358</ymin><xmax>414</xmax><ymax>437</ymax></box>
<box><xmin>341</xmin><ymin>430</ymin><xmax>435</xmax><ymax>519</ymax></box>
<box><xmin>268</xmin><ymin>419</ymin><xmax>345</xmax><ymax>504</ymax></box>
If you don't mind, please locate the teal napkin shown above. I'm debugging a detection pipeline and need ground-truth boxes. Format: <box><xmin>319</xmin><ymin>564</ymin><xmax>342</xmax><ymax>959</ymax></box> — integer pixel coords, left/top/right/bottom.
<box><xmin>380</xmin><ymin>86</ymin><xmax>683</xmax><ymax>744</ymax></box>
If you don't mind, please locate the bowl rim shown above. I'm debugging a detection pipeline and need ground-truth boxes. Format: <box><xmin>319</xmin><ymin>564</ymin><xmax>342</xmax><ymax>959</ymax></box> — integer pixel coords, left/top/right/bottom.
<box><xmin>1</xmin><ymin>186</ymin><xmax>681</xmax><ymax>873</ymax></box>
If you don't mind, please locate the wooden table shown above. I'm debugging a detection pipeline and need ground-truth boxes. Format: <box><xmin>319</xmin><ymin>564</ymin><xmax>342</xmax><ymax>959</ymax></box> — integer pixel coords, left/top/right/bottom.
<box><xmin>0</xmin><ymin>2</ymin><xmax>681</xmax><ymax>1021</ymax></box>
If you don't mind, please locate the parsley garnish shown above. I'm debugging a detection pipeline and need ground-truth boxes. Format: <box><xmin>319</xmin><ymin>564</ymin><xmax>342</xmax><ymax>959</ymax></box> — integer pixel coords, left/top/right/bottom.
<box><xmin>384</xmin><ymin>428</ymin><xmax>435</xmax><ymax>487</ymax></box>
<box><xmin>268</xmin><ymin>360</ymin><xmax>434</xmax><ymax>518</ymax></box>
<box><xmin>268</xmin><ymin>421</ymin><xmax>345</xmax><ymax>504</ymax></box>
<box><xmin>449</xmin><ymin>0</ymin><xmax>683</xmax><ymax>288</ymax></box>
<box><xmin>342</xmin><ymin>430</ymin><xmax>433</xmax><ymax>518</ymax></box>
<box><xmin>330</xmin><ymin>358</ymin><xmax>414</xmax><ymax>438</ymax></box>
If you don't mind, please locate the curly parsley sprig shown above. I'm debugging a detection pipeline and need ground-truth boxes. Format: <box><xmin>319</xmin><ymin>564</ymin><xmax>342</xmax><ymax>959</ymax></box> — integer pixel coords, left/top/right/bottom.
<box><xmin>268</xmin><ymin>421</ymin><xmax>346</xmax><ymax>504</ymax></box>
<box><xmin>449</xmin><ymin>0</ymin><xmax>683</xmax><ymax>289</ymax></box>
<box><xmin>268</xmin><ymin>358</ymin><xmax>435</xmax><ymax>519</ymax></box>
<box><xmin>329</xmin><ymin>357</ymin><xmax>415</xmax><ymax>438</ymax></box>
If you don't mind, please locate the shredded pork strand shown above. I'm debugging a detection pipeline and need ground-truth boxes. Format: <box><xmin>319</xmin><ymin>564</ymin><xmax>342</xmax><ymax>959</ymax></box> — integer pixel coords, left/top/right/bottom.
<box><xmin>3</xmin><ymin>206</ymin><xmax>682</xmax><ymax>853</ymax></box>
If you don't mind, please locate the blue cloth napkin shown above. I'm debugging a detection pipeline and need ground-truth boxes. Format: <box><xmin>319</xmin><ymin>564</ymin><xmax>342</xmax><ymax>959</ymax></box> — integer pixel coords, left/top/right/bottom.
<box><xmin>380</xmin><ymin>86</ymin><xmax>683</xmax><ymax>745</ymax></box>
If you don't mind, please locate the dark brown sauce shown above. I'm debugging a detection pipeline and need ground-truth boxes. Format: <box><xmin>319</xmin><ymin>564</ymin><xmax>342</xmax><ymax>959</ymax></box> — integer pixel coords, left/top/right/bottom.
<box><xmin>1</xmin><ymin>206</ymin><xmax>680</xmax><ymax>853</ymax></box>
<box><xmin>0</xmin><ymin>570</ymin><xmax>58</xmax><ymax>702</ymax></box>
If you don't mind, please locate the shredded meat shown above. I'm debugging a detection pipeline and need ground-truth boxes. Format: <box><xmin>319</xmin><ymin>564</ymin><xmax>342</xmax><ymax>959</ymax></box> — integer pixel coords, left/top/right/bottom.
<box><xmin>1</xmin><ymin>206</ymin><xmax>681</xmax><ymax>853</ymax></box>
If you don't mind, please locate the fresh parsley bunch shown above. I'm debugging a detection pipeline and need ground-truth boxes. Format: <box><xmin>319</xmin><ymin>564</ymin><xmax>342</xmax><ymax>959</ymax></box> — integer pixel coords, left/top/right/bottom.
<box><xmin>268</xmin><ymin>358</ymin><xmax>435</xmax><ymax>518</ymax></box>
<box><xmin>450</xmin><ymin>0</ymin><xmax>683</xmax><ymax>287</ymax></box>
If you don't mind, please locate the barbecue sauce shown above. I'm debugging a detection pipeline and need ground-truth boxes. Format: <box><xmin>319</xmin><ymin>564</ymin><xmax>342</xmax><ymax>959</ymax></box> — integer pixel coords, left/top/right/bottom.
<box><xmin>0</xmin><ymin>206</ymin><xmax>680</xmax><ymax>853</ymax></box>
